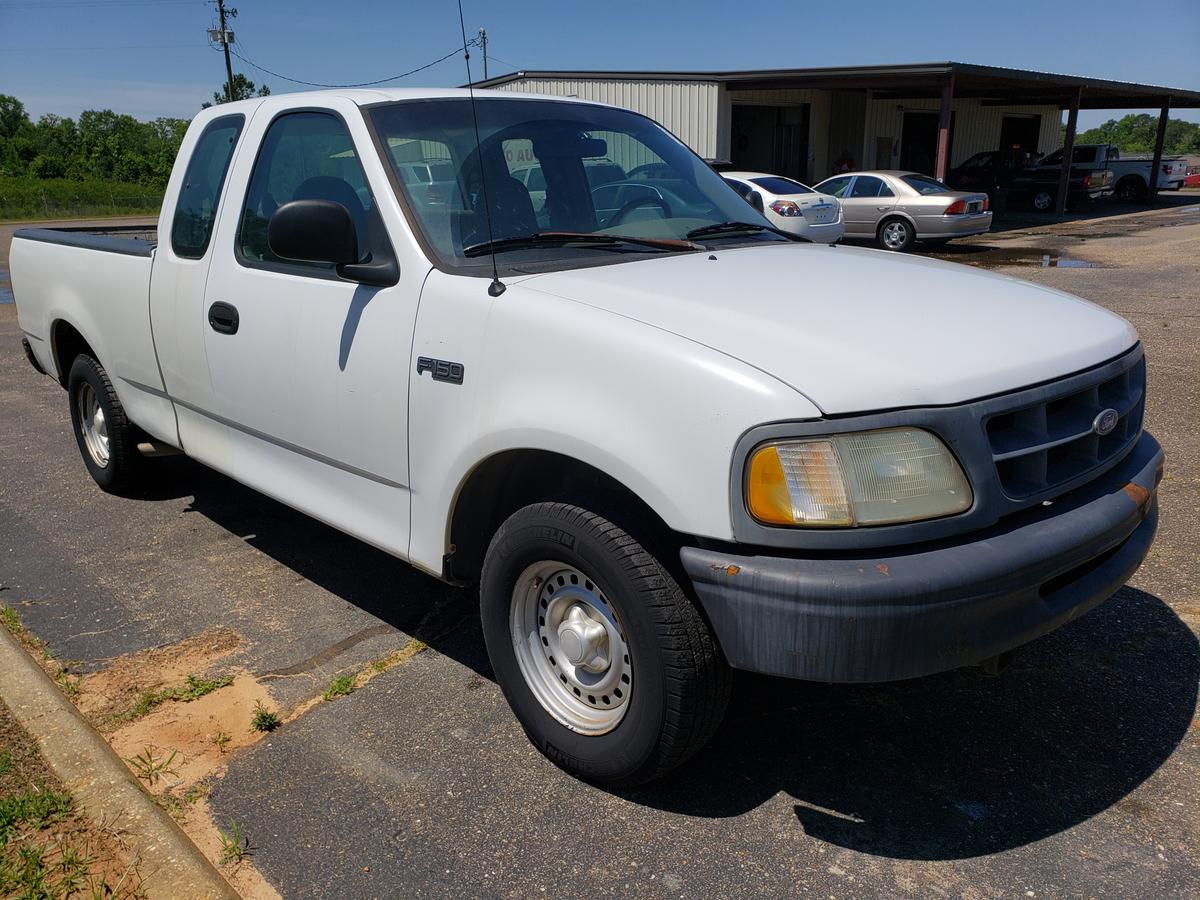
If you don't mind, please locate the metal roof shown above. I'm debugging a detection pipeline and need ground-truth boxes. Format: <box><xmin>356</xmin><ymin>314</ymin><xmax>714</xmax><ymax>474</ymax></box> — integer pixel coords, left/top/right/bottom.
<box><xmin>472</xmin><ymin>61</ymin><xmax>1200</xmax><ymax>108</ymax></box>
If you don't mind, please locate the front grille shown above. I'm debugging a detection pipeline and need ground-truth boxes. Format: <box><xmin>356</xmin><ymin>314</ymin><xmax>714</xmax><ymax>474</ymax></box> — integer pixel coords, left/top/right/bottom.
<box><xmin>985</xmin><ymin>353</ymin><xmax>1145</xmax><ymax>499</ymax></box>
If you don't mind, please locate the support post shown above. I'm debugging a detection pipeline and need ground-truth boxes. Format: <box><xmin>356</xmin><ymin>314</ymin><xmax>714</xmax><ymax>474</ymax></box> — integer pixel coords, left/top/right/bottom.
<box><xmin>1055</xmin><ymin>87</ymin><xmax>1081</xmax><ymax>216</ymax></box>
<box><xmin>1147</xmin><ymin>99</ymin><xmax>1170</xmax><ymax>198</ymax></box>
<box><xmin>934</xmin><ymin>76</ymin><xmax>954</xmax><ymax>181</ymax></box>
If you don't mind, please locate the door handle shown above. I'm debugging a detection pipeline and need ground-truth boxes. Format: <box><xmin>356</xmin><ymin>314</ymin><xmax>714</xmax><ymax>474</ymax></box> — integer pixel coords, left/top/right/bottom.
<box><xmin>876</xmin><ymin>205</ymin><xmax>891</xmax><ymax>211</ymax></box>
<box><xmin>208</xmin><ymin>301</ymin><xmax>239</xmax><ymax>335</ymax></box>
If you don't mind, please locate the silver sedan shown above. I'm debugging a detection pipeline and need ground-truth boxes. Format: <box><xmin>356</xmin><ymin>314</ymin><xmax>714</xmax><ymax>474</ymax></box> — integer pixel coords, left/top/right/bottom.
<box><xmin>811</xmin><ymin>170</ymin><xmax>991</xmax><ymax>251</ymax></box>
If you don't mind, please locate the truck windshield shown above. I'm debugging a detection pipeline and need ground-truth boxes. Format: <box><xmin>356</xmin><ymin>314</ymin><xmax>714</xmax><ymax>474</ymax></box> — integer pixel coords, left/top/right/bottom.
<box><xmin>368</xmin><ymin>98</ymin><xmax>782</xmax><ymax>273</ymax></box>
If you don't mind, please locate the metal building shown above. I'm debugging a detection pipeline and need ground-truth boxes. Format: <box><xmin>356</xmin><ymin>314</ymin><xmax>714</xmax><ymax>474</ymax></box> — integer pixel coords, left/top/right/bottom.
<box><xmin>477</xmin><ymin>62</ymin><xmax>1200</xmax><ymax>212</ymax></box>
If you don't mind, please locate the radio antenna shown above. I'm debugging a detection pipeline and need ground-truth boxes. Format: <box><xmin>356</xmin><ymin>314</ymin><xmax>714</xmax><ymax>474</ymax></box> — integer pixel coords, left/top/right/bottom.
<box><xmin>457</xmin><ymin>0</ymin><xmax>505</xmax><ymax>297</ymax></box>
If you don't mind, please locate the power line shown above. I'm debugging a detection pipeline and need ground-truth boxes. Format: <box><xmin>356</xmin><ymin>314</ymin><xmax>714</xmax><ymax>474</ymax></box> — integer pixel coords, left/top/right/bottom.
<box><xmin>222</xmin><ymin>38</ymin><xmax>479</xmax><ymax>89</ymax></box>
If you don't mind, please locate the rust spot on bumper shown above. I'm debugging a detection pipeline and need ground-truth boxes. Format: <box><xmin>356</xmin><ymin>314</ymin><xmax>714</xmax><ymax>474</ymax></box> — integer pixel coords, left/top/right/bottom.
<box><xmin>1123</xmin><ymin>482</ymin><xmax>1150</xmax><ymax>510</ymax></box>
<box><xmin>875</xmin><ymin>563</ymin><xmax>890</xmax><ymax>576</ymax></box>
<box><xmin>709</xmin><ymin>563</ymin><xmax>741</xmax><ymax>577</ymax></box>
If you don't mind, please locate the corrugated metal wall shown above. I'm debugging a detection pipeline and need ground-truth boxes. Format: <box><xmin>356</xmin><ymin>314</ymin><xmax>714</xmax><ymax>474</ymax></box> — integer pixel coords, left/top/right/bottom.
<box><xmin>862</xmin><ymin>98</ymin><xmax>1062</xmax><ymax>169</ymax></box>
<box><xmin>489</xmin><ymin>77</ymin><xmax>1063</xmax><ymax>179</ymax></box>
<box><xmin>490</xmin><ymin>78</ymin><xmax>721</xmax><ymax>159</ymax></box>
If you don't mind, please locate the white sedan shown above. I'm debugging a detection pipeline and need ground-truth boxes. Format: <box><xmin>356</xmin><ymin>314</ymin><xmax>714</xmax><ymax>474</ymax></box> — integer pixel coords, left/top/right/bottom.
<box><xmin>721</xmin><ymin>171</ymin><xmax>844</xmax><ymax>243</ymax></box>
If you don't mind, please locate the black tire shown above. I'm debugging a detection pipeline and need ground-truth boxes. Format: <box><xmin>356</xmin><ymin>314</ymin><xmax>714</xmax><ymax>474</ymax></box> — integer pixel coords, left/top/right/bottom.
<box><xmin>1115</xmin><ymin>176</ymin><xmax>1147</xmax><ymax>203</ymax></box>
<box><xmin>480</xmin><ymin>502</ymin><xmax>731</xmax><ymax>786</ymax></box>
<box><xmin>67</xmin><ymin>354</ymin><xmax>142</xmax><ymax>493</ymax></box>
<box><xmin>1031</xmin><ymin>189</ymin><xmax>1055</xmax><ymax>212</ymax></box>
<box><xmin>876</xmin><ymin>217</ymin><xmax>915</xmax><ymax>252</ymax></box>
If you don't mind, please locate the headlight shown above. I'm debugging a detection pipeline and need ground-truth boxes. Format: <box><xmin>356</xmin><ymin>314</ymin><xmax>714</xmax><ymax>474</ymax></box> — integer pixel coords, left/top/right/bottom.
<box><xmin>745</xmin><ymin>428</ymin><xmax>971</xmax><ymax>527</ymax></box>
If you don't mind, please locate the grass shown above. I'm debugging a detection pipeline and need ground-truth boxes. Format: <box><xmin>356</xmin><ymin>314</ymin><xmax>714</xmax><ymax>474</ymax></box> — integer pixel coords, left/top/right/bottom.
<box><xmin>1</xmin><ymin>702</ymin><xmax>142</xmax><ymax>897</ymax></box>
<box><xmin>115</xmin><ymin>673</ymin><xmax>233</xmax><ymax>724</ymax></box>
<box><xmin>322</xmin><ymin>674</ymin><xmax>356</xmax><ymax>701</ymax></box>
<box><xmin>250</xmin><ymin>701</ymin><xmax>280</xmax><ymax>733</ymax></box>
<box><xmin>218</xmin><ymin>821</ymin><xmax>248</xmax><ymax>865</ymax></box>
<box><xmin>0</xmin><ymin>606</ymin><xmax>19</xmax><ymax>636</ymax></box>
<box><xmin>0</xmin><ymin>175</ymin><xmax>162</xmax><ymax>221</ymax></box>
<box><xmin>212</xmin><ymin>731</ymin><xmax>231</xmax><ymax>754</ymax></box>
<box><xmin>124</xmin><ymin>747</ymin><xmax>178</xmax><ymax>786</ymax></box>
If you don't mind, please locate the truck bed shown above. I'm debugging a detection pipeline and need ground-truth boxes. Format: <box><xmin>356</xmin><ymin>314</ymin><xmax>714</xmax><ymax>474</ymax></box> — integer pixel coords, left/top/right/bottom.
<box><xmin>13</xmin><ymin>224</ymin><xmax>157</xmax><ymax>257</ymax></box>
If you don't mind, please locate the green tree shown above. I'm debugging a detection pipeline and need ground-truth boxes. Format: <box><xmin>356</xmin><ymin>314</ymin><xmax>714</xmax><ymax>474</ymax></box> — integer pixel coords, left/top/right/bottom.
<box><xmin>202</xmin><ymin>72</ymin><xmax>271</xmax><ymax>108</ymax></box>
<box><xmin>1070</xmin><ymin>113</ymin><xmax>1200</xmax><ymax>156</ymax></box>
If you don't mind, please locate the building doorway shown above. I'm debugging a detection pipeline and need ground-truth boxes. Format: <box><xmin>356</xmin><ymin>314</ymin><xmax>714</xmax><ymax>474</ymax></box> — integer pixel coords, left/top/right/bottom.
<box><xmin>900</xmin><ymin>111</ymin><xmax>954</xmax><ymax>176</ymax></box>
<box><xmin>731</xmin><ymin>104</ymin><xmax>810</xmax><ymax>181</ymax></box>
<box><xmin>999</xmin><ymin>114</ymin><xmax>1042</xmax><ymax>154</ymax></box>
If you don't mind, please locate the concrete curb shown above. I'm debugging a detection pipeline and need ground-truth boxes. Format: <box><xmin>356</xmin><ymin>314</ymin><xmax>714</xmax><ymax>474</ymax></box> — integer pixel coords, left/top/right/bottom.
<box><xmin>0</xmin><ymin>625</ymin><xmax>239</xmax><ymax>900</ymax></box>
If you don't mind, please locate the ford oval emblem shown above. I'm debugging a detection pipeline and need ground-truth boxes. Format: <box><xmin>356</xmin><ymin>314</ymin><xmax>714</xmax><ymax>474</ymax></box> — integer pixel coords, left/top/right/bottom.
<box><xmin>1093</xmin><ymin>408</ymin><xmax>1119</xmax><ymax>436</ymax></box>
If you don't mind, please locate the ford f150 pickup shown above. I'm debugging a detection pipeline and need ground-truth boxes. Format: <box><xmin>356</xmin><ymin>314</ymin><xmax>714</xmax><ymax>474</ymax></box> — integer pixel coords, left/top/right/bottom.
<box><xmin>11</xmin><ymin>89</ymin><xmax>1162</xmax><ymax>786</ymax></box>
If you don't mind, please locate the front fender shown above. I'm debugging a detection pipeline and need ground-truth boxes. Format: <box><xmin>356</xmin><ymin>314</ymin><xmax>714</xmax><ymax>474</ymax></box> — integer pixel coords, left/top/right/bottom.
<box><xmin>406</xmin><ymin>270</ymin><xmax>820</xmax><ymax>574</ymax></box>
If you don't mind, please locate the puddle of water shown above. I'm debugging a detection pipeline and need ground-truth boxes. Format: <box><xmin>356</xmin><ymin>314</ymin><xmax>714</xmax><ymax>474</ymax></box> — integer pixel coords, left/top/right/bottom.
<box><xmin>964</xmin><ymin>248</ymin><xmax>1107</xmax><ymax>270</ymax></box>
<box><xmin>0</xmin><ymin>269</ymin><xmax>12</xmax><ymax>304</ymax></box>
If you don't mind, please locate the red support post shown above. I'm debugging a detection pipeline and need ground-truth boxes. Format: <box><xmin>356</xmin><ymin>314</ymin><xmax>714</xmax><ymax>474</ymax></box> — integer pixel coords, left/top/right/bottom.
<box><xmin>1055</xmin><ymin>88</ymin><xmax>1081</xmax><ymax>216</ymax></box>
<box><xmin>934</xmin><ymin>76</ymin><xmax>954</xmax><ymax>181</ymax></box>
<box><xmin>1148</xmin><ymin>100</ymin><xmax>1171</xmax><ymax>198</ymax></box>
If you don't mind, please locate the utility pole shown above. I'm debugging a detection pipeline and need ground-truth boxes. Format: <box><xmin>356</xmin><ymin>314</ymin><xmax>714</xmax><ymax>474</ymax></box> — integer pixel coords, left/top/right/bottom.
<box><xmin>211</xmin><ymin>0</ymin><xmax>237</xmax><ymax>102</ymax></box>
<box><xmin>478</xmin><ymin>27</ymin><xmax>488</xmax><ymax>80</ymax></box>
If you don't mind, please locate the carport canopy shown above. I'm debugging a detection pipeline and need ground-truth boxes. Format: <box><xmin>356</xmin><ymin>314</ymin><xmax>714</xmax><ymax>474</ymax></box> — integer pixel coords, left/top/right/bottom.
<box><xmin>477</xmin><ymin>61</ymin><xmax>1200</xmax><ymax>215</ymax></box>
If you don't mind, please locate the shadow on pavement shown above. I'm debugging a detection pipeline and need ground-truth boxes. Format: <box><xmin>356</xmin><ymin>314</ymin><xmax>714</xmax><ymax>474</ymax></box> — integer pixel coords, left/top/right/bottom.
<box><xmin>632</xmin><ymin>586</ymin><xmax>1196</xmax><ymax>859</ymax></box>
<box><xmin>128</xmin><ymin>455</ymin><xmax>488</xmax><ymax>674</ymax></box>
<box><xmin>129</xmin><ymin>457</ymin><xmax>1196</xmax><ymax>861</ymax></box>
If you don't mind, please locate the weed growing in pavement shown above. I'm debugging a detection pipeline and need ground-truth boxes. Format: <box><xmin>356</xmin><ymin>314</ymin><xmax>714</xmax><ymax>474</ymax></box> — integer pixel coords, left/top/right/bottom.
<box><xmin>125</xmin><ymin>747</ymin><xmax>178</xmax><ymax>786</ymax></box>
<box><xmin>250</xmin><ymin>701</ymin><xmax>280</xmax><ymax>733</ymax></box>
<box><xmin>219</xmin><ymin>821</ymin><xmax>248</xmax><ymax>865</ymax></box>
<box><xmin>55</xmin><ymin>670</ymin><xmax>81</xmax><ymax>696</ymax></box>
<box><xmin>114</xmin><ymin>673</ymin><xmax>234</xmax><ymax>724</ymax></box>
<box><xmin>322</xmin><ymin>675</ymin><xmax>355</xmax><ymax>701</ymax></box>
<box><xmin>0</xmin><ymin>606</ymin><xmax>18</xmax><ymax>635</ymax></box>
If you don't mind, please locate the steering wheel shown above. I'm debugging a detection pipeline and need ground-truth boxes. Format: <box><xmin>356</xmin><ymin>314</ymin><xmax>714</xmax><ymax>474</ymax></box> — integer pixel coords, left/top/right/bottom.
<box><xmin>607</xmin><ymin>194</ymin><xmax>672</xmax><ymax>226</ymax></box>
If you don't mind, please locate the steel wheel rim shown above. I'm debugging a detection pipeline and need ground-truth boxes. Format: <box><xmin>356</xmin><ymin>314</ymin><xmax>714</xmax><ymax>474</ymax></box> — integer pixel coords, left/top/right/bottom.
<box><xmin>77</xmin><ymin>382</ymin><xmax>110</xmax><ymax>468</ymax></box>
<box><xmin>1034</xmin><ymin>193</ymin><xmax>1052</xmax><ymax>211</ymax></box>
<box><xmin>882</xmin><ymin>221</ymin><xmax>908</xmax><ymax>248</ymax></box>
<box><xmin>510</xmin><ymin>561</ymin><xmax>632</xmax><ymax>735</ymax></box>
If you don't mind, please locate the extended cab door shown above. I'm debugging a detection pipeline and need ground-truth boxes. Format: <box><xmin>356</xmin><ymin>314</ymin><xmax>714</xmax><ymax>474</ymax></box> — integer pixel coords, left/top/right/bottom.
<box><xmin>197</xmin><ymin>101</ymin><xmax>421</xmax><ymax>556</ymax></box>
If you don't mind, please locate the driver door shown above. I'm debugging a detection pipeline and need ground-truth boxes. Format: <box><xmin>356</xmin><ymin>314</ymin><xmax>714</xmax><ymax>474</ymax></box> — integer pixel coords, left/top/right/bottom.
<box><xmin>198</xmin><ymin>105</ymin><xmax>420</xmax><ymax>556</ymax></box>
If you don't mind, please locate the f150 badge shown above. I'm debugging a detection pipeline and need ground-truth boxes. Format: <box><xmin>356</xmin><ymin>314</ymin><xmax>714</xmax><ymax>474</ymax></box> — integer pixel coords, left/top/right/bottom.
<box><xmin>416</xmin><ymin>356</ymin><xmax>465</xmax><ymax>385</ymax></box>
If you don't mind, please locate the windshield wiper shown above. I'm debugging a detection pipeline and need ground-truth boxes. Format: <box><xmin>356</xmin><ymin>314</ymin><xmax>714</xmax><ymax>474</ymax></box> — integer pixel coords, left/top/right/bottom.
<box><xmin>463</xmin><ymin>231</ymin><xmax>702</xmax><ymax>258</ymax></box>
<box><xmin>686</xmin><ymin>221</ymin><xmax>807</xmax><ymax>242</ymax></box>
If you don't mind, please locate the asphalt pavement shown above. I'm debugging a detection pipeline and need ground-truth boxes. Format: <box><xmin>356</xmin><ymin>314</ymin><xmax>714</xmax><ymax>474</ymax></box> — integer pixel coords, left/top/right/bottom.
<box><xmin>1</xmin><ymin>204</ymin><xmax>1198</xmax><ymax>898</ymax></box>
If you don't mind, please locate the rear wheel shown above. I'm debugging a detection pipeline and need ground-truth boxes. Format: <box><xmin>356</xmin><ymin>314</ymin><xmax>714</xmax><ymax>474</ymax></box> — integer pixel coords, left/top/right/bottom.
<box><xmin>480</xmin><ymin>502</ymin><xmax>731</xmax><ymax>786</ymax></box>
<box><xmin>877</xmin><ymin>217</ymin><xmax>914</xmax><ymax>251</ymax></box>
<box><xmin>1031</xmin><ymin>189</ymin><xmax>1055</xmax><ymax>212</ymax></box>
<box><xmin>68</xmin><ymin>355</ymin><xmax>142</xmax><ymax>492</ymax></box>
<box><xmin>1115</xmin><ymin>176</ymin><xmax>1146</xmax><ymax>202</ymax></box>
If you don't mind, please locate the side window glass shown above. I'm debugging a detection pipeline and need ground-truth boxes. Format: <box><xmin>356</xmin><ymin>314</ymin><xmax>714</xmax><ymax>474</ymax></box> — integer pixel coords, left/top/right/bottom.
<box><xmin>238</xmin><ymin>112</ymin><xmax>372</xmax><ymax>270</ymax></box>
<box><xmin>849</xmin><ymin>176</ymin><xmax>882</xmax><ymax>198</ymax></box>
<box><xmin>877</xmin><ymin>181</ymin><xmax>895</xmax><ymax>198</ymax></box>
<box><xmin>819</xmin><ymin>176</ymin><xmax>851</xmax><ymax>197</ymax></box>
<box><xmin>170</xmin><ymin>115</ymin><xmax>243</xmax><ymax>259</ymax></box>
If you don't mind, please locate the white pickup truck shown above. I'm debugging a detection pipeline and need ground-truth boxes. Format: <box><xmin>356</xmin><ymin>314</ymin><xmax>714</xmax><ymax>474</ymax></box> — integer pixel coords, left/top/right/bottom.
<box><xmin>12</xmin><ymin>89</ymin><xmax>1162</xmax><ymax>786</ymax></box>
<box><xmin>1037</xmin><ymin>143</ymin><xmax>1188</xmax><ymax>201</ymax></box>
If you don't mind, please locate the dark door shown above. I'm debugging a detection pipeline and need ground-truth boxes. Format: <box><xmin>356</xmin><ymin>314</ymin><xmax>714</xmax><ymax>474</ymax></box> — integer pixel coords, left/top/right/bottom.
<box><xmin>900</xmin><ymin>111</ymin><xmax>957</xmax><ymax>176</ymax></box>
<box><xmin>731</xmin><ymin>104</ymin><xmax>810</xmax><ymax>181</ymax></box>
<box><xmin>999</xmin><ymin>114</ymin><xmax>1041</xmax><ymax>154</ymax></box>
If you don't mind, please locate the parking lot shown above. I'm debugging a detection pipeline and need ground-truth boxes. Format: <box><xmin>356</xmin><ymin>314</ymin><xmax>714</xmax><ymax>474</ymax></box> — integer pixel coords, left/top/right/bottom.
<box><xmin>1</xmin><ymin>201</ymin><xmax>1198</xmax><ymax>898</ymax></box>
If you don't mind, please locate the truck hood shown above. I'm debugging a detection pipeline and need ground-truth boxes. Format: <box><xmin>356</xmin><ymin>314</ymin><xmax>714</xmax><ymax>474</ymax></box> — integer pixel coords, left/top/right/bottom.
<box><xmin>518</xmin><ymin>242</ymin><xmax>1138</xmax><ymax>414</ymax></box>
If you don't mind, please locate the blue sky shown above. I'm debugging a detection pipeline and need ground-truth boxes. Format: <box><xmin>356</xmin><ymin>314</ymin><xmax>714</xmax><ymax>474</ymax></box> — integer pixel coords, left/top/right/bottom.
<box><xmin>2</xmin><ymin>0</ymin><xmax>1198</xmax><ymax>129</ymax></box>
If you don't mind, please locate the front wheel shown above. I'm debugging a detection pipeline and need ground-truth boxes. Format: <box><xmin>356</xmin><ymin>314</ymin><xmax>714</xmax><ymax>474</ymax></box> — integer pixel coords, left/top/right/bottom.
<box><xmin>480</xmin><ymin>502</ymin><xmax>731</xmax><ymax>786</ymax></box>
<box><xmin>877</xmin><ymin>217</ymin><xmax>914</xmax><ymax>251</ymax></box>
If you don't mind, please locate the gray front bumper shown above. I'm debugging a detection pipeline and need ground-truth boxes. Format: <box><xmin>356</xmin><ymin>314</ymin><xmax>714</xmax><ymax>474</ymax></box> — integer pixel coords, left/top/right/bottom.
<box><xmin>681</xmin><ymin>432</ymin><xmax>1163</xmax><ymax>683</ymax></box>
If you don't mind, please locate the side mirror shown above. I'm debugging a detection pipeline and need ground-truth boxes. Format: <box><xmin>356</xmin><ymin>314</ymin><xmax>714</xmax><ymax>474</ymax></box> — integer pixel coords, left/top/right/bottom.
<box><xmin>268</xmin><ymin>199</ymin><xmax>360</xmax><ymax>266</ymax></box>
